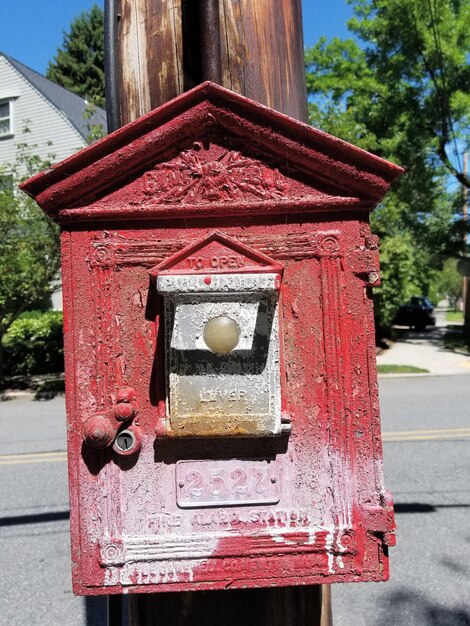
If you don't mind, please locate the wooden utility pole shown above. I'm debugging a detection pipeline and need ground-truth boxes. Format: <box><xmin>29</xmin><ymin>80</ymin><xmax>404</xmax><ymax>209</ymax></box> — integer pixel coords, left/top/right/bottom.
<box><xmin>106</xmin><ymin>0</ymin><xmax>308</xmax><ymax>130</ymax></box>
<box><xmin>104</xmin><ymin>1</ymin><xmax>328</xmax><ymax>623</ymax></box>
<box><xmin>128</xmin><ymin>586</ymin><xmax>330</xmax><ymax>626</ymax></box>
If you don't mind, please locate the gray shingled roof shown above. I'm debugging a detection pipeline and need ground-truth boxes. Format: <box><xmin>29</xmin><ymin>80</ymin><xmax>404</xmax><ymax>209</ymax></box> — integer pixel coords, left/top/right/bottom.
<box><xmin>3</xmin><ymin>53</ymin><xmax>107</xmax><ymax>141</ymax></box>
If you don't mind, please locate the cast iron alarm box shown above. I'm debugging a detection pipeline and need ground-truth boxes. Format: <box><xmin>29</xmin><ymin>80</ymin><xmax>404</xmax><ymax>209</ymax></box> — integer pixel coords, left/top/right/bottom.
<box><xmin>21</xmin><ymin>82</ymin><xmax>403</xmax><ymax>596</ymax></box>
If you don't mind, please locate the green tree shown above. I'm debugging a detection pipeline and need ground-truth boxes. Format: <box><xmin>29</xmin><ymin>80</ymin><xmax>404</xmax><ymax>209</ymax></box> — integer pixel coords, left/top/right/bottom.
<box><xmin>306</xmin><ymin>0</ymin><xmax>470</xmax><ymax>188</ymax></box>
<box><xmin>47</xmin><ymin>4</ymin><xmax>105</xmax><ymax>108</ymax></box>
<box><xmin>373</xmin><ymin>233</ymin><xmax>420</xmax><ymax>329</ymax></box>
<box><xmin>435</xmin><ymin>258</ymin><xmax>463</xmax><ymax>309</ymax></box>
<box><xmin>0</xmin><ymin>146</ymin><xmax>60</xmax><ymax>383</ymax></box>
<box><xmin>305</xmin><ymin>0</ymin><xmax>470</xmax><ymax>330</ymax></box>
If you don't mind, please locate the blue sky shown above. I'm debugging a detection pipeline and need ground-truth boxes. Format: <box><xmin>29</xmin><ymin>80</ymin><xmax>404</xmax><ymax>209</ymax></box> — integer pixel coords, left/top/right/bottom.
<box><xmin>1</xmin><ymin>0</ymin><xmax>353</xmax><ymax>75</ymax></box>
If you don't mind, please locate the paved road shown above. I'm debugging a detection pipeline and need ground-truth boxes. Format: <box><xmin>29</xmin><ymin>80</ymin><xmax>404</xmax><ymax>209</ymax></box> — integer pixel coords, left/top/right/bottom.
<box><xmin>334</xmin><ymin>375</ymin><xmax>470</xmax><ymax>626</ymax></box>
<box><xmin>0</xmin><ymin>396</ymin><xmax>106</xmax><ymax>626</ymax></box>
<box><xmin>1</xmin><ymin>374</ymin><xmax>469</xmax><ymax>625</ymax></box>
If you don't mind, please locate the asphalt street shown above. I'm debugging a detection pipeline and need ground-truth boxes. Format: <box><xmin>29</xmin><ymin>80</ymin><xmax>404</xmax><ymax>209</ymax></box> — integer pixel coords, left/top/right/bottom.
<box><xmin>0</xmin><ymin>396</ymin><xmax>106</xmax><ymax>626</ymax></box>
<box><xmin>1</xmin><ymin>373</ymin><xmax>469</xmax><ymax>625</ymax></box>
<box><xmin>333</xmin><ymin>375</ymin><xmax>470</xmax><ymax>626</ymax></box>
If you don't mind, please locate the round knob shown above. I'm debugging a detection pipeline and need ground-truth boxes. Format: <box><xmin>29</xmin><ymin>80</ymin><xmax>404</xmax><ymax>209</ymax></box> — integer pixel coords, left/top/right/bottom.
<box><xmin>116</xmin><ymin>386</ymin><xmax>136</xmax><ymax>404</ymax></box>
<box><xmin>113</xmin><ymin>402</ymin><xmax>135</xmax><ymax>422</ymax></box>
<box><xmin>83</xmin><ymin>415</ymin><xmax>114</xmax><ymax>449</ymax></box>
<box><xmin>203</xmin><ymin>316</ymin><xmax>240</xmax><ymax>354</ymax></box>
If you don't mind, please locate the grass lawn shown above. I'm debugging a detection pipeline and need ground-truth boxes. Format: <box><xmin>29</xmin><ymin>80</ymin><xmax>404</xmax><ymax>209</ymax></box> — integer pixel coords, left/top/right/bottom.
<box><xmin>377</xmin><ymin>364</ymin><xmax>429</xmax><ymax>374</ymax></box>
<box><xmin>446</xmin><ymin>310</ymin><xmax>464</xmax><ymax>323</ymax></box>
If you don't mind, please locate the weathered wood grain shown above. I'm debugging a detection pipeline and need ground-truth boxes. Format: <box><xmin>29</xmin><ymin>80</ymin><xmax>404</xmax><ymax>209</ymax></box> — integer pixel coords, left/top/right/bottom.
<box><xmin>220</xmin><ymin>0</ymin><xmax>308</xmax><ymax>122</ymax></box>
<box><xmin>117</xmin><ymin>0</ymin><xmax>183</xmax><ymax>126</ymax></box>
<box><xmin>116</xmin><ymin>0</ymin><xmax>307</xmax><ymax>124</ymax></box>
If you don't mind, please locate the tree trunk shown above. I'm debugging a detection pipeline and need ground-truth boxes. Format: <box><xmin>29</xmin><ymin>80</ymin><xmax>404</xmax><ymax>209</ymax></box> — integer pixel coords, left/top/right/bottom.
<box><xmin>463</xmin><ymin>152</ymin><xmax>469</xmax><ymax>335</ymax></box>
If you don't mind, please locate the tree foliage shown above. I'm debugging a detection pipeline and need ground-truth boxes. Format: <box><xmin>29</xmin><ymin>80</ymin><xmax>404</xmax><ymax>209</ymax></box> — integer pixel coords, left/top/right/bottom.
<box><xmin>0</xmin><ymin>144</ymin><xmax>61</xmax><ymax>381</ymax></box>
<box><xmin>306</xmin><ymin>0</ymin><xmax>470</xmax><ymax>188</ymax></box>
<box><xmin>3</xmin><ymin>311</ymin><xmax>64</xmax><ymax>377</ymax></box>
<box><xmin>373</xmin><ymin>233</ymin><xmax>420</xmax><ymax>328</ymax></box>
<box><xmin>435</xmin><ymin>258</ymin><xmax>463</xmax><ymax>309</ymax></box>
<box><xmin>47</xmin><ymin>4</ymin><xmax>105</xmax><ymax>107</ymax></box>
<box><xmin>305</xmin><ymin>0</ymin><xmax>470</xmax><ymax>329</ymax></box>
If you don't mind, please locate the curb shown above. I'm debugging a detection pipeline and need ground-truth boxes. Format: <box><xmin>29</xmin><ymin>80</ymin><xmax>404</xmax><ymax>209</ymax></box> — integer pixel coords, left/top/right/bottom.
<box><xmin>1</xmin><ymin>390</ymin><xmax>65</xmax><ymax>401</ymax></box>
<box><xmin>1</xmin><ymin>391</ymin><xmax>36</xmax><ymax>400</ymax></box>
<box><xmin>378</xmin><ymin>370</ymin><xmax>470</xmax><ymax>379</ymax></box>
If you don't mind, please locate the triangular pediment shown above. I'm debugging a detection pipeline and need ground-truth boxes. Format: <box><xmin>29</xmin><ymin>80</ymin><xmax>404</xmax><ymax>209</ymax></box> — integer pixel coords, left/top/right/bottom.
<box><xmin>149</xmin><ymin>232</ymin><xmax>284</xmax><ymax>277</ymax></box>
<box><xmin>87</xmin><ymin>139</ymin><xmax>340</xmax><ymax>219</ymax></box>
<box><xmin>21</xmin><ymin>82</ymin><xmax>403</xmax><ymax>223</ymax></box>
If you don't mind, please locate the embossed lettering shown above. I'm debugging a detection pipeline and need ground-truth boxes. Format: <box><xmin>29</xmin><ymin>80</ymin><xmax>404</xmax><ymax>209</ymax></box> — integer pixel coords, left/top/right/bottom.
<box><xmin>231</xmin><ymin>469</ymin><xmax>249</xmax><ymax>494</ymax></box>
<box><xmin>199</xmin><ymin>389</ymin><xmax>247</xmax><ymax>403</ymax></box>
<box><xmin>177</xmin><ymin>460</ymin><xmax>279</xmax><ymax>508</ymax></box>
<box><xmin>190</xmin><ymin>508</ymin><xmax>311</xmax><ymax>529</ymax></box>
<box><xmin>184</xmin><ymin>471</ymin><xmax>204</xmax><ymax>498</ymax></box>
<box><xmin>210</xmin><ymin>255</ymin><xmax>244</xmax><ymax>269</ymax></box>
<box><xmin>187</xmin><ymin>256</ymin><xmax>204</xmax><ymax>269</ymax></box>
<box><xmin>208</xmin><ymin>470</ymin><xmax>226</xmax><ymax>497</ymax></box>
<box><xmin>148</xmin><ymin>512</ymin><xmax>182</xmax><ymax>532</ymax></box>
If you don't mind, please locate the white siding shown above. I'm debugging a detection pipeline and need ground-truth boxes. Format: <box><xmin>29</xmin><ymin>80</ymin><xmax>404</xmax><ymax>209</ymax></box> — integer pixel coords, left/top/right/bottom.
<box><xmin>0</xmin><ymin>56</ymin><xmax>86</xmax><ymax>176</ymax></box>
<box><xmin>51</xmin><ymin>288</ymin><xmax>63</xmax><ymax>312</ymax></box>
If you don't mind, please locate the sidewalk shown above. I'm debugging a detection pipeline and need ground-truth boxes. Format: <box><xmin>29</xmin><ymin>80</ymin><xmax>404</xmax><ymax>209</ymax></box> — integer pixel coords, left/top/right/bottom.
<box><xmin>376</xmin><ymin>306</ymin><xmax>470</xmax><ymax>376</ymax></box>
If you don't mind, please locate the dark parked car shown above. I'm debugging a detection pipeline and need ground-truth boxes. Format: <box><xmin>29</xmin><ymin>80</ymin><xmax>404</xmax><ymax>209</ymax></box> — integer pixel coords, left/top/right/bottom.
<box><xmin>394</xmin><ymin>296</ymin><xmax>436</xmax><ymax>330</ymax></box>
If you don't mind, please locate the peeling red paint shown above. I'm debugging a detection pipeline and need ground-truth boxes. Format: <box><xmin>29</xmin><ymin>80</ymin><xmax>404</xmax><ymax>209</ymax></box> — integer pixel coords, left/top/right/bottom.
<box><xmin>21</xmin><ymin>82</ymin><xmax>402</xmax><ymax>596</ymax></box>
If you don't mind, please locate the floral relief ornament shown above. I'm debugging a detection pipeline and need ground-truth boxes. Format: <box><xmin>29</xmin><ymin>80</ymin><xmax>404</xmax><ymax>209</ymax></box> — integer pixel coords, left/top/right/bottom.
<box><xmin>143</xmin><ymin>142</ymin><xmax>289</xmax><ymax>204</ymax></box>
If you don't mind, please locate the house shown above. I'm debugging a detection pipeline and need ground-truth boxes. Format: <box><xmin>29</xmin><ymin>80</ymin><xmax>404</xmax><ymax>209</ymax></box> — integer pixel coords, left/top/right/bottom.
<box><xmin>0</xmin><ymin>52</ymin><xmax>107</xmax><ymax>173</ymax></box>
<box><xmin>0</xmin><ymin>52</ymin><xmax>107</xmax><ymax>309</ymax></box>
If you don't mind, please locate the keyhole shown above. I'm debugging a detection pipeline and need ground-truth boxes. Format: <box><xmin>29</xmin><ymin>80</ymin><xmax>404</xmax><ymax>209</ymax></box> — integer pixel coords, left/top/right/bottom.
<box><xmin>114</xmin><ymin>430</ymin><xmax>136</xmax><ymax>453</ymax></box>
<box><xmin>119</xmin><ymin>434</ymin><xmax>132</xmax><ymax>450</ymax></box>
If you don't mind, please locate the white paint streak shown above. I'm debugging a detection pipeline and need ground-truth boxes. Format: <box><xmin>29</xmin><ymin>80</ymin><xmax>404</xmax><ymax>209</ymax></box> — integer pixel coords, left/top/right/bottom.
<box><xmin>324</xmin><ymin>530</ymin><xmax>335</xmax><ymax>574</ymax></box>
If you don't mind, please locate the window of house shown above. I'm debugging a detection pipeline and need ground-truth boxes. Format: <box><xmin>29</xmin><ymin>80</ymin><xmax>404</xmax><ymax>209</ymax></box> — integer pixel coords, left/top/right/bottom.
<box><xmin>0</xmin><ymin>100</ymin><xmax>12</xmax><ymax>136</ymax></box>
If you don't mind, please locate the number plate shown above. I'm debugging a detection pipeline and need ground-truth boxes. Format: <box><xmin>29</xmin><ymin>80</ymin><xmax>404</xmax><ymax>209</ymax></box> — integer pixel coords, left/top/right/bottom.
<box><xmin>176</xmin><ymin>459</ymin><xmax>280</xmax><ymax>508</ymax></box>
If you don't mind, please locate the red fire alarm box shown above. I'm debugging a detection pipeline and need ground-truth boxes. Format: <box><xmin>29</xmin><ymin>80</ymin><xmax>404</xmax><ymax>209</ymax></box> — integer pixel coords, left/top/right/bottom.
<box><xmin>21</xmin><ymin>82</ymin><xmax>403</xmax><ymax>596</ymax></box>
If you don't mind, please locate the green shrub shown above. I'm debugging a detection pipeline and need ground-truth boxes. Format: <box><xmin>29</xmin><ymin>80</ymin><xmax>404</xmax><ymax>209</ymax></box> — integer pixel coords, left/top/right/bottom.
<box><xmin>2</xmin><ymin>311</ymin><xmax>64</xmax><ymax>376</ymax></box>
